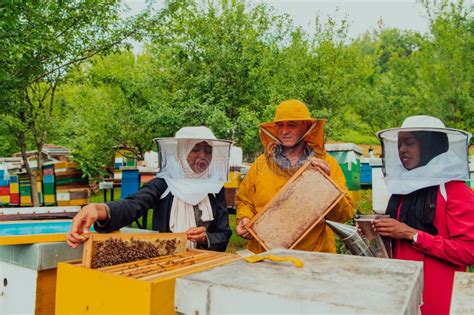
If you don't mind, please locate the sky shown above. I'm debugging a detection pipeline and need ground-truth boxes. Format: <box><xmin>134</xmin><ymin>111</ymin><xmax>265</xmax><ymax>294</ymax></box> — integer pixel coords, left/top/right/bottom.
<box><xmin>257</xmin><ymin>0</ymin><xmax>431</xmax><ymax>37</ymax></box>
<box><xmin>122</xmin><ymin>0</ymin><xmax>471</xmax><ymax>53</ymax></box>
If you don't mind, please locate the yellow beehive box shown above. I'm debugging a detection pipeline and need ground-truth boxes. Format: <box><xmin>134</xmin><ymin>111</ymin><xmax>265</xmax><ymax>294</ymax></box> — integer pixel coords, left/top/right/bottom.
<box><xmin>68</xmin><ymin>199</ymin><xmax>89</xmax><ymax>206</ymax></box>
<box><xmin>44</xmin><ymin>195</ymin><xmax>56</xmax><ymax>204</ymax></box>
<box><xmin>20</xmin><ymin>196</ymin><xmax>32</xmax><ymax>205</ymax></box>
<box><xmin>9</xmin><ymin>183</ymin><xmax>19</xmax><ymax>194</ymax></box>
<box><xmin>0</xmin><ymin>195</ymin><xmax>9</xmax><ymax>204</ymax></box>
<box><xmin>224</xmin><ymin>171</ymin><xmax>242</xmax><ymax>189</ymax></box>
<box><xmin>56</xmin><ymin>250</ymin><xmax>238</xmax><ymax>314</ymax></box>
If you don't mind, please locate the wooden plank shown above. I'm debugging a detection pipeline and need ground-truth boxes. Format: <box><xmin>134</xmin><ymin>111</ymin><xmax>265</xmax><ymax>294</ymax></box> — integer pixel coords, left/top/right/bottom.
<box><xmin>246</xmin><ymin>161</ymin><xmax>346</xmax><ymax>250</ymax></box>
<box><xmin>82</xmin><ymin>232</ymin><xmax>187</xmax><ymax>269</ymax></box>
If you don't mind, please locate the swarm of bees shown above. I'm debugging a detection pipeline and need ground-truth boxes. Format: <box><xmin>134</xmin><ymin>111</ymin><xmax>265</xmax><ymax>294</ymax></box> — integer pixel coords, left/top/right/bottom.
<box><xmin>91</xmin><ymin>238</ymin><xmax>178</xmax><ymax>269</ymax></box>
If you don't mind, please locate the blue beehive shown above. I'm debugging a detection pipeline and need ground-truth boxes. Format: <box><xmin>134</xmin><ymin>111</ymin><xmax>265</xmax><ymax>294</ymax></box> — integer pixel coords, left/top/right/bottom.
<box><xmin>360</xmin><ymin>161</ymin><xmax>372</xmax><ymax>186</ymax></box>
<box><xmin>120</xmin><ymin>169</ymin><xmax>140</xmax><ymax>200</ymax></box>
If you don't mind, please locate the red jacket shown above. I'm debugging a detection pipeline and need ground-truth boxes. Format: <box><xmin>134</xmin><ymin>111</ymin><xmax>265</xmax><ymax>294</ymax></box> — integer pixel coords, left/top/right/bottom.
<box><xmin>393</xmin><ymin>181</ymin><xmax>474</xmax><ymax>315</ymax></box>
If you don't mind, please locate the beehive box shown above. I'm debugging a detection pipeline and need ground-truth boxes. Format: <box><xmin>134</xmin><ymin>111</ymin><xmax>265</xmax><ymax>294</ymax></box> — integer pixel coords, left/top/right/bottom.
<box><xmin>175</xmin><ymin>249</ymin><xmax>424</xmax><ymax>314</ymax></box>
<box><xmin>246</xmin><ymin>162</ymin><xmax>346</xmax><ymax>250</ymax></box>
<box><xmin>56</xmin><ymin>233</ymin><xmax>238</xmax><ymax>314</ymax></box>
<box><xmin>450</xmin><ymin>271</ymin><xmax>474</xmax><ymax>315</ymax></box>
<box><xmin>0</xmin><ymin>241</ymin><xmax>83</xmax><ymax>315</ymax></box>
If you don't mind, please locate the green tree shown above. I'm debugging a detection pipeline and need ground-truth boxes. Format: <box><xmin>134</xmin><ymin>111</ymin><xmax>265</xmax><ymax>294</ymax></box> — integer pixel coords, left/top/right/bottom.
<box><xmin>0</xmin><ymin>1</ymin><xmax>148</xmax><ymax>205</ymax></box>
<box><xmin>353</xmin><ymin>28</ymin><xmax>426</xmax><ymax>134</ymax></box>
<box><xmin>146</xmin><ymin>0</ymin><xmax>299</xmax><ymax>157</ymax></box>
<box><xmin>352</xmin><ymin>0</ymin><xmax>473</xmax><ymax>135</ymax></box>
<box><xmin>418</xmin><ymin>0</ymin><xmax>473</xmax><ymax>130</ymax></box>
<box><xmin>55</xmin><ymin>51</ymin><xmax>162</xmax><ymax>178</ymax></box>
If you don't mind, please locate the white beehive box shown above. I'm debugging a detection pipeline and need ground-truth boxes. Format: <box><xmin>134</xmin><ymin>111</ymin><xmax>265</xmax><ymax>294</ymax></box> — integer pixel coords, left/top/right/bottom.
<box><xmin>450</xmin><ymin>271</ymin><xmax>474</xmax><ymax>315</ymax></box>
<box><xmin>175</xmin><ymin>249</ymin><xmax>423</xmax><ymax>315</ymax></box>
<box><xmin>370</xmin><ymin>158</ymin><xmax>391</xmax><ymax>213</ymax></box>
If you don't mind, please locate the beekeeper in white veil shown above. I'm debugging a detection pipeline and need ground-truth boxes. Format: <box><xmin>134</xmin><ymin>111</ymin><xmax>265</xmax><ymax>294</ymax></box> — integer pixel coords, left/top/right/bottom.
<box><xmin>377</xmin><ymin>115</ymin><xmax>470</xmax><ymax>200</ymax></box>
<box><xmin>373</xmin><ymin>115</ymin><xmax>474</xmax><ymax>315</ymax></box>
<box><xmin>67</xmin><ymin>126</ymin><xmax>233</xmax><ymax>252</ymax></box>
<box><xmin>156</xmin><ymin>126</ymin><xmax>233</xmax><ymax>248</ymax></box>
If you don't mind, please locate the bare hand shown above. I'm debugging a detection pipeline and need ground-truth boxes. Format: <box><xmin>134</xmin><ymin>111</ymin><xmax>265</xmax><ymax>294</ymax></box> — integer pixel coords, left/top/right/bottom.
<box><xmin>236</xmin><ymin>217</ymin><xmax>253</xmax><ymax>240</ymax></box>
<box><xmin>310</xmin><ymin>157</ymin><xmax>330</xmax><ymax>176</ymax></box>
<box><xmin>373</xmin><ymin>218</ymin><xmax>417</xmax><ymax>240</ymax></box>
<box><xmin>186</xmin><ymin>226</ymin><xmax>207</xmax><ymax>244</ymax></box>
<box><xmin>66</xmin><ymin>203</ymin><xmax>108</xmax><ymax>248</ymax></box>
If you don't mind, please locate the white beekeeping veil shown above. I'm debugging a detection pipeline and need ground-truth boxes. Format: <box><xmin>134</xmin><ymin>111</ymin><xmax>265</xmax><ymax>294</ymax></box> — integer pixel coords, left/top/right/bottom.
<box><xmin>377</xmin><ymin>115</ymin><xmax>471</xmax><ymax>198</ymax></box>
<box><xmin>154</xmin><ymin>126</ymin><xmax>232</xmax><ymax>205</ymax></box>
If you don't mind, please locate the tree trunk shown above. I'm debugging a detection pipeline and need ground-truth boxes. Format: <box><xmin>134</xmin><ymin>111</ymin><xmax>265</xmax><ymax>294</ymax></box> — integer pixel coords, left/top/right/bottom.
<box><xmin>30</xmin><ymin>172</ymin><xmax>40</xmax><ymax>207</ymax></box>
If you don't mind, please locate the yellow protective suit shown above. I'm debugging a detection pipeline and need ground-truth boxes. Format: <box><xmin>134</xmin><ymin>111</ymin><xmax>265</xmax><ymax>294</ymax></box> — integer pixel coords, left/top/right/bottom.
<box><xmin>236</xmin><ymin>100</ymin><xmax>355</xmax><ymax>254</ymax></box>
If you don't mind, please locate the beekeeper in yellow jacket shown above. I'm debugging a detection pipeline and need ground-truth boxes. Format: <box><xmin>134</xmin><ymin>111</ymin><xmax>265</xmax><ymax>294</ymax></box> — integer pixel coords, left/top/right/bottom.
<box><xmin>236</xmin><ymin>99</ymin><xmax>355</xmax><ymax>253</ymax></box>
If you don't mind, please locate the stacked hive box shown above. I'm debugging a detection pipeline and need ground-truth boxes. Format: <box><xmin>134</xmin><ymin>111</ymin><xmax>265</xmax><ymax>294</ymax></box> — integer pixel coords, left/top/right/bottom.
<box><xmin>18</xmin><ymin>174</ymin><xmax>43</xmax><ymax>206</ymax></box>
<box><xmin>55</xmin><ymin>162</ymin><xmax>90</xmax><ymax>207</ymax></box>
<box><xmin>113</xmin><ymin>154</ymin><xmax>125</xmax><ymax>182</ymax></box>
<box><xmin>113</xmin><ymin>148</ymin><xmax>137</xmax><ymax>183</ymax></box>
<box><xmin>0</xmin><ymin>169</ymin><xmax>9</xmax><ymax>205</ymax></box>
<box><xmin>9</xmin><ymin>175</ymin><xmax>19</xmax><ymax>205</ymax></box>
<box><xmin>42</xmin><ymin>164</ymin><xmax>56</xmax><ymax>206</ymax></box>
<box><xmin>19</xmin><ymin>174</ymin><xmax>33</xmax><ymax>206</ymax></box>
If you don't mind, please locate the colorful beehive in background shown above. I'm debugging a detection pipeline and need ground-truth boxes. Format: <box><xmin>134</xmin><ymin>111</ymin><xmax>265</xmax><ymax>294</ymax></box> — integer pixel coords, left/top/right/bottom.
<box><xmin>19</xmin><ymin>174</ymin><xmax>33</xmax><ymax>206</ymax></box>
<box><xmin>0</xmin><ymin>168</ymin><xmax>9</xmax><ymax>206</ymax></box>
<box><xmin>56</xmin><ymin>188</ymin><xmax>90</xmax><ymax>206</ymax></box>
<box><xmin>55</xmin><ymin>162</ymin><xmax>90</xmax><ymax>207</ymax></box>
<box><xmin>325</xmin><ymin>143</ymin><xmax>363</xmax><ymax>208</ymax></box>
<box><xmin>9</xmin><ymin>175</ymin><xmax>19</xmax><ymax>205</ymax></box>
<box><xmin>42</xmin><ymin>163</ymin><xmax>56</xmax><ymax>206</ymax></box>
<box><xmin>360</xmin><ymin>159</ymin><xmax>372</xmax><ymax>186</ymax></box>
<box><xmin>120</xmin><ymin>168</ymin><xmax>140</xmax><ymax>200</ymax></box>
<box><xmin>113</xmin><ymin>156</ymin><xmax>125</xmax><ymax>181</ymax></box>
<box><xmin>325</xmin><ymin>143</ymin><xmax>363</xmax><ymax>190</ymax></box>
<box><xmin>113</xmin><ymin>146</ymin><xmax>138</xmax><ymax>183</ymax></box>
<box><xmin>224</xmin><ymin>146</ymin><xmax>244</xmax><ymax>211</ymax></box>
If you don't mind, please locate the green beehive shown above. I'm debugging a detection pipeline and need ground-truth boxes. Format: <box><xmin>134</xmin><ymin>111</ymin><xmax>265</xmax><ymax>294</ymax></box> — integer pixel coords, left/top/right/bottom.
<box><xmin>325</xmin><ymin>143</ymin><xmax>363</xmax><ymax>191</ymax></box>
